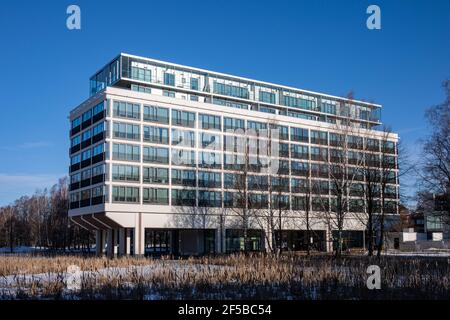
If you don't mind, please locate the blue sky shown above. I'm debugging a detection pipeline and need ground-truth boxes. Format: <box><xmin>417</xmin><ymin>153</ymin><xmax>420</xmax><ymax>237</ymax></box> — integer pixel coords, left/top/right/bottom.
<box><xmin>0</xmin><ymin>0</ymin><xmax>449</xmax><ymax>206</ymax></box>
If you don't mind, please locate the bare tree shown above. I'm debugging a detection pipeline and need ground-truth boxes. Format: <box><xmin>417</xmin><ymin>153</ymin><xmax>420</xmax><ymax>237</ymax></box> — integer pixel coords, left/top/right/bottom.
<box><xmin>323</xmin><ymin>115</ymin><xmax>365</xmax><ymax>257</ymax></box>
<box><xmin>419</xmin><ymin>79</ymin><xmax>450</xmax><ymax>227</ymax></box>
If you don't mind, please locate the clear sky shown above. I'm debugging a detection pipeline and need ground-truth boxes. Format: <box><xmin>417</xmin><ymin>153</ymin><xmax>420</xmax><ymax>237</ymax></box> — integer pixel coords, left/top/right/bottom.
<box><xmin>0</xmin><ymin>0</ymin><xmax>449</xmax><ymax>206</ymax></box>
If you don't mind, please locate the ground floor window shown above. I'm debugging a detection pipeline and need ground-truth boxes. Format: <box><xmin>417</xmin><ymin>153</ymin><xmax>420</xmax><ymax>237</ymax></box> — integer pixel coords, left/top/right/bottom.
<box><xmin>225</xmin><ymin>229</ymin><xmax>263</xmax><ymax>252</ymax></box>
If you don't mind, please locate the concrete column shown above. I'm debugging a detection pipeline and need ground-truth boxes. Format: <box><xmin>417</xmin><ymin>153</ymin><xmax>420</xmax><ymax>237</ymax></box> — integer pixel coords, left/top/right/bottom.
<box><xmin>106</xmin><ymin>229</ymin><xmax>116</xmax><ymax>258</ymax></box>
<box><xmin>126</xmin><ymin>228</ymin><xmax>132</xmax><ymax>255</ymax></box>
<box><xmin>119</xmin><ymin>228</ymin><xmax>126</xmax><ymax>256</ymax></box>
<box><xmin>134</xmin><ymin>213</ymin><xmax>145</xmax><ymax>256</ymax></box>
<box><xmin>215</xmin><ymin>228</ymin><xmax>222</xmax><ymax>253</ymax></box>
<box><xmin>95</xmin><ymin>230</ymin><xmax>101</xmax><ymax>256</ymax></box>
<box><xmin>325</xmin><ymin>228</ymin><xmax>333</xmax><ymax>253</ymax></box>
<box><xmin>264</xmin><ymin>228</ymin><xmax>273</xmax><ymax>253</ymax></box>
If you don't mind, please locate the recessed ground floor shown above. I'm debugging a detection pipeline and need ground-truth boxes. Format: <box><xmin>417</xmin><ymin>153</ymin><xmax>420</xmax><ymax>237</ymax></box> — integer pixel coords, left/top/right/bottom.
<box><xmin>70</xmin><ymin>211</ymin><xmax>369</xmax><ymax>257</ymax></box>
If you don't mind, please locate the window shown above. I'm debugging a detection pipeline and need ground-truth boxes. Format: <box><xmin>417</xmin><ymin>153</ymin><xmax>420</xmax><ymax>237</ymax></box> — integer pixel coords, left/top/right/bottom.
<box><xmin>248</xmin><ymin>175</ymin><xmax>268</xmax><ymax>190</ymax></box>
<box><xmin>320</xmin><ymin>102</ymin><xmax>336</xmax><ymax>115</ymax></box>
<box><xmin>143</xmin><ymin>167</ymin><xmax>169</xmax><ymax>184</ymax></box>
<box><xmin>72</xmin><ymin>117</ymin><xmax>81</xmax><ymax>129</ymax></box>
<box><xmin>291</xmin><ymin>161</ymin><xmax>309</xmax><ymax>176</ymax></box>
<box><xmin>131</xmin><ymin>84</ymin><xmax>151</xmax><ymax>94</ymax></box>
<box><xmin>143</xmin><ymin>105</ymin><xmax>169</xmax><ymax>124</ymax></box>
<box><xmin>171</xmin><ymin>169</ymin><xmax>195</xmax><ymax>187</ymax></box>
<box><xmin>190</xmin><ymin>95</ymin><xmax>199</xmax><ymax>101</ymax></box>
<box><xmin>172</xmin><ymin>149</ymin><xmax>196</xmax><ymax>167</ymax></box>
<box><xmin>112</xmin><ymin>165</ymin><xmax>140</xmax><ymax>182</ymax></box>
<box><xmin>190</xmin><ymin>78</ymin><xmax>199</xmax><ymax>90</ymax></box>
<box><xmin>172</xmin><ymin>109</ymin><xmax>195</xmax><ymax>128</ymax></box>
<box><xmin>224</xmin><ymin>117</ymin><xmax>245</xmax><ymax>131</ymax></box>
<box><xmin>283</xmin><ymin>96</ymin><xmax>315</xmax><ymax>110</ymax></box>
<box><xmin>70</xmin><ymin>173</ymin><xmax>81</xmax><ymax>184</ymax></box>
<box><xmin>144</xmin><ymin>126</ymin><xmax>169</xmax><ymax>144</ymax></box>
<box><xmin>92</xmin><ymin>101</ymin><xmax>104</xmax><ymax>116</ymax></box>
<box><xmin>248</xmin><ymin>194</ymin><xmax>268</xmax><ymax>209</ymax></box>
<box><xmin>131</xmin><ymin>66</ymin><xmax>151</xmax><ymax>82</ymax></box>
<box><xmin>113</xmin><ymin>101</ymin><xmax>140</xmax><ymax>120</ymax></box>
<box><xmin>143</xmin><ymin>188</ymin><xmax>169</xmax><ymax>205</ymax></box>
<box><xmin>113</xmin><ymin>122</ymin><xmax>140</xmax><ymax>140</ymax></box>
<box><xmin>71</xmin><ymin>135</ymin><xmax>81</xmax><ymax>147</ymax></box>
<box><xmin>92</xmin><ymin>122</ymin><xmax>104</xmax><ymax>136</ymax></box>
<box><xmin>310</xmin><ymin>147</ymin><xmax>327</xmax><ymax>161</ymax></box>
<box><xmin>213</xmin><ymin>82</ymin><xmax>249</xmax><ymax>99</ymax></box>
<box><xmin>172</xmin><ymin>129</ymin><xmax>195</xmax><ymax>147</ymax></box>
<box><xmin>163</xmin><ymin>90</ymin><xmax>175</xmax><ymax>97</ymax></box>
<box><xmin>92</xmin><ymin>164</ymin><xmax>105</xmax><ymax>177</ymax></box>
<box><xmin>247</xmin><ymin>121</ymin><xmax>267</xmax><ymax>134</ymax></box>
<box><xmin>82</xmin><ymin>110</ymin><xmax>92</xmax><ymax>122</ymax></box>
<box><xmin>82</xmin><ymin>149</ymin><xmax>91</xmax><ymax>161</ymax></box>
<box><xmin>259</xmin><ymin>91</ymin><xmax>276</xmax><ymax>104</ymax></box>
<box><xmin>164</xmin><ymin>73</ymin><xmax>175</xmax><ymax>86</ymax></box>
<box><xmin>199</xmin><ymin>152</ymin><xmax>221</xmax><ymax>169</ymax></box>
<box><xmin>292</xmin><ymin>196</ymin><xmax>308</xmax><ymax>210</ymax></box>
<box><xmin>311</xmin><ymin>130</ymin><xmax>328</xmax><ymax>145</ymax></box>
<box><xmin>143</xmin><ymin>146</ymin><xmax>169</xmax><ymax>164</ymax></box>
<box><xmin>82</xmin><ymin>130</ymin><xmax>91</xmax><ymax>142</ymax></box>
<box><xmin>112</xmin><ymin>143</ymin><xmax>140</xmax><ymax>162</ymax></box>
<box><xmin>198</xmin><ymin>171</ymin><xmax>221</xmax><ymax>188</ymax></box>
<box><xmin>198</xmin><ymin>191</ymin><xmax>222</xmax><ymax>207</ymax></box>
<box><xmin>200</xmin><ymin>114</ymin><xmax>221</xmax><ymax>130</ymax></box>
<box><xmin>71</xmin><ymin>154</ymin><xmax>81</xmax><ymax>165</ymax></box>
<box><xmin>291</xmin><ymin>145</ymin><xmax>309</xmax><ymax>159</ymax></box>
<box><xmin>291</xmin><ymin>127</ymin><xmax>309</xmax><ymax>142</ymax></box>
<box><xmin>81</xmin><ymin>169</ymin><xmax>91</xmax><ymax>181</ymax></box>
<box><xmin>92</xmin><ymin>144</ymin><xmax>104</xmax><ymax>157</ymax></box>
<box><xmin>172</xmin><ymin>189</ymin><xmax>196</xmax><ymax>206</ymax></box>
<box><xmin>291</xmin><ymin>178</ymin><xmax>308</xmax><ymax>193</ymax></box>
<box><xmin>112</xmin><ymin>186</ymin><xmax>140</xmax><ymax>203</ymax></box>
<box><xmin>200</xmin><ymin>133</ymin><xmax>221</xmax><ymax>150</ymax></box>
<box><xmin>224</xmin><ymin>173</ymin><xmax>244</xmax><ymax>187</ymax></box>
<box><xmin>271</xmin><ymin>194</ymin><xmax>290</xmax><ymax>209</ymax></box>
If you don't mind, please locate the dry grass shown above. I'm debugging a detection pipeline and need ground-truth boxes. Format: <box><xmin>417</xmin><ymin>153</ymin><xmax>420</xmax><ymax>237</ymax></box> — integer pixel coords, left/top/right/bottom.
<box><xmin>0</xmin><ymin>253</ymin><xmax>449</xmax><ymax>300</ymax></box>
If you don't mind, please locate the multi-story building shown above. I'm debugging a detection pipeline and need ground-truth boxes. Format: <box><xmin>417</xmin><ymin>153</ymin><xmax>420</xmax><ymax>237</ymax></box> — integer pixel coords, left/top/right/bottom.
<box><xmin>68</xmin><ymin>53</ymin><xmax>399</xmax><ymax>256</ymax></box>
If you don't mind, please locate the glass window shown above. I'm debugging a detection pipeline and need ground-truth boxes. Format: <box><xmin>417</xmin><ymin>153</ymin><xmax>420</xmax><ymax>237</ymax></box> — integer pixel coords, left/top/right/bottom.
<box><xmin>171</xmin><ymin>149</ymin><xmax>196</xmax><ymax>167</ymax></box>
<box><xmin>131</xmin><ymin>66</ymin><xmax>151</xmax><ymax>82</ymax></box>
<box><xmin>113</xmin><ymin>101</ymin><xmax>140</xmax><ymax>120</ymax></box>
<box><xmin>144</xmin><ymin>126</ymin><xmax>169</xmax><ymax>144</ymax></box>
<box><xmin>112</xmin><ymin>143</ymin><xmax>140</xmax><ymax>162</ymax></box>
<box><xmin>143</xmin><ymin>146</ymin><xmax>169</xmax><ymax>164</ymax></box>
<box><xmin>112</xmin><ymin>186</ymin><xmax>140</xmax><ymax>203</ymax></box>
<box><xmin>213</xmin><ymin>81</ymin><xmax>249</xmax><ymax>99</ymax></box>
<box><xmin>164</xmin><ymin>73</ymin><xmax>175</xmax><ymax>86</ymax></box>
<box><xmin>143</xmin><ymin>167</ymin><xmax>169</xmax><ymax>184</ymax></box>
<box><xmin>259</xmin><ymin>91</ymin><xmax>276</xmax><ymax>104</ymax></box>
<box><xmin>72</xmin><ymin>117</ymin><xmax>81</xmax><ymax>129</ymax></box>
<box><xmin>171</xmin><ymin>129</ymin><xmax>195</xmax><ymax>147</ymax></box>
<box><xmin>200</xmin><ymin>114</ymin><xmax>221</xmax><ymax>130</ymax></box>
<box><xmin>143</xmin><ymin>105</ymin><xmax>169</xmax><ymax>124</ymax></box>
<box><xmin>71</xmin><ymin>135</ymin><xmax>80</xmax><ymax>147</ymax></box>
<box><xmin>291</xmin><ymin>127</ymin><xmax>309</xmax><ymax>142</ymax></box>
<box><xmin>112</xmin><ymin>165</ymin><xmax>140</xmax><ymax>182</ymax></box>
<box><xmin>82</xmin><ymin>110</ymin><xmax>92</xmax><ymax>122</ymax></box>
<box><xmin>143</xmin><ymin>188</ymin><xmax>169</xmax><ymax>205</ymax></box>
<box><xmin>92</xmin><ymin>101</ymin><xmax>105</xmax><ymax>116</ymax></box>
<box><xmin>171</xmin><ymin>169</ymin><xmax>196</xmax><ymax>186</ymax></box>
<box><xmin>172</xmin><ymin>109</ymin><xmax>195</xmax><ymax>128</ymax></box>
<box><xmin>113</xmin><ymin>122</ymin><xmax>140</xmax><ymax>141</ymax></box>
<box><xmin>190</xmin><ymin>78</ymin><xmax>199</xmax><ymax>90</ymax></box>
<box><xmin>224</xmin><ymin>117</ymin><xmax>245</xmax><ymax>131</ymax></box>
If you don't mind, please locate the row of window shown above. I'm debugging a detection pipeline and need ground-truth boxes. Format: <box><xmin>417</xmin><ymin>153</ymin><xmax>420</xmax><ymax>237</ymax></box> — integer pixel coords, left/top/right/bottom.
<box><xmin>107</xmin><ymin>164</ymin><xmax>398</xmax><ymax>196</ymax></box>
<box><xmin>79</xmin><ymin>186</ymin><xmax>397</xmax><ymax>212</ymax></box>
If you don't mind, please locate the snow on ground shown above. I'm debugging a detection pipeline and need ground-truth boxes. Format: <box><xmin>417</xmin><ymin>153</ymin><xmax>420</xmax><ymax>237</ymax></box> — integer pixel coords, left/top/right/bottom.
<box><xmin>0</xmin><ymin>261</ymin><xmax>230</xmax><ymax>299</ymax></box>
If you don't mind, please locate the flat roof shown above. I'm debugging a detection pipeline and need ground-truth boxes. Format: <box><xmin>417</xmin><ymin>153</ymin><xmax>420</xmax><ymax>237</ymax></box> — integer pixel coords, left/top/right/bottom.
<box><xmin>91</xmin><ymin>52</ymin><xmax>382</xmax><ymax>108</ymax></box>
